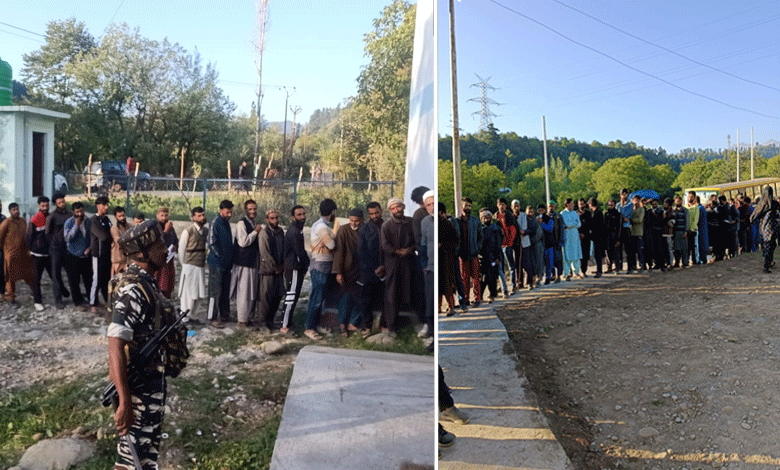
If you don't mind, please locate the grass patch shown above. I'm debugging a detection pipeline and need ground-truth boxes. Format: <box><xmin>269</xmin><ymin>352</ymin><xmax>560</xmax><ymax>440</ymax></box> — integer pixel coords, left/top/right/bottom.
<box><xmin>164</xmin><ymin>366</ymin><xmax>293</xmax><ymax>469</ymax></box>
<box><xmin>190</xmin><ymin>414</ymin><xmax>281</xmax><ymax>470</ymax></box>
<box><xmin>201</xmin><ymin>330</ymin><xmax>251</xmax><ymax>357</ymax></box>
<box><xmin>0</xmin><ymin>373</ymin><xmax>112</xmax><ymax>467</ymax></box>
<box><xmin>324</xmin><ymin>324</ymin><xmax>432</xmax><ymax>356</ymax></box>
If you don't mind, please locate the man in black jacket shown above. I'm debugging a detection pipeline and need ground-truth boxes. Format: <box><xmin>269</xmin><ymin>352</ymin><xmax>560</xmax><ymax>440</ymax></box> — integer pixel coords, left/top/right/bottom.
<box><xmin>356</xmin><ymin>202</ymin><xmax>385</xmax><ymax>336</ymax></box>
<box><xmin>44</xmin><ymin>193</ymin><xmax>71</xmax><ymax>309</ymax></box>
<box><xmin>479</xmin><ymin>210</ymin><xmax>503</xmax><ymax>303</ymax></box>
<box><xmin>90</xmin><ymin>196</ymin><xmax>113</xmax><ymax>314</ymax></box>
<box><xmin>26</xmin><ymin>196</ymin><xmax>51</xmax><ymax>311</ymax></box>
<box><xmin>281</xmin><ymin>205</ymin><xmax>309</xmax><ymax>336</ymax></box>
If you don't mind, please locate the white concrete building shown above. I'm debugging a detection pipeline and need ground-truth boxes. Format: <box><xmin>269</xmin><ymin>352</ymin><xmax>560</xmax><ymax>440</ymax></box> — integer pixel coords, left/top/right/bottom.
<box><xmin>0</xmin><ymin>106</ymin><xmax>69</xmax><ymax>216</ymax></box>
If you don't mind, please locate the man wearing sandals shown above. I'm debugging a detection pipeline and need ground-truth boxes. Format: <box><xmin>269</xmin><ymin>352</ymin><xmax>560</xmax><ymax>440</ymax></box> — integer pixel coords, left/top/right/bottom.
<box><xmin>304</xmin><ymin>199</ymin><xmax>338</xmax><ymax>340</ymax></box>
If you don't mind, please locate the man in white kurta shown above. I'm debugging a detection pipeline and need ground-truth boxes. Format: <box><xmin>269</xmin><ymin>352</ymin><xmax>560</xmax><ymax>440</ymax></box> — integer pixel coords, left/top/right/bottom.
<box><xmin>178</xmin><ymin>207</ymin><xmax>208</xmax><ymax>323</ymax></box>
<box><xmin>230</xmin><ymin>200</ymin><xmax>262</xmax><ymax>327</ymax></box>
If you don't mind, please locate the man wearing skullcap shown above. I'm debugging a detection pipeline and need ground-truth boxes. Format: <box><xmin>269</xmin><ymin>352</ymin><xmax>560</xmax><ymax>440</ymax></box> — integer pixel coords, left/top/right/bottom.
<box><xmin>380</xmin><ymin>198</ymin><xmax>417</xmax><ymax>339</ymax></box>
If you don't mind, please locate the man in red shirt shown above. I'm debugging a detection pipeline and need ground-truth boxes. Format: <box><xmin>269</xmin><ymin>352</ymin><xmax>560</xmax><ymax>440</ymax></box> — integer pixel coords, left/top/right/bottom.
<box><xmin>496</xmin><ymin>197</ymin><xmax>518</xmax><ymax>294</ymax></box>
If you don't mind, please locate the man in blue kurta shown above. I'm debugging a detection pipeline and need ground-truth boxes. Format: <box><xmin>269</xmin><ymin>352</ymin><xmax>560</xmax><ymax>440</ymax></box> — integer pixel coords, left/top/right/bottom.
<box><xmin>560</xmin><ymin>198</ymin><xmax>583</xmax><ymax>279</ymax></box>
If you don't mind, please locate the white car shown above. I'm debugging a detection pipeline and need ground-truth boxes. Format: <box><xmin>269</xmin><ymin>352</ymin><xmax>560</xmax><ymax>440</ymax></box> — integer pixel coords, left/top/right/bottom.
<box><xmin>54</xmin><ymin>173</ymin><xmax>68</xmax><ymax>194</ymax></box>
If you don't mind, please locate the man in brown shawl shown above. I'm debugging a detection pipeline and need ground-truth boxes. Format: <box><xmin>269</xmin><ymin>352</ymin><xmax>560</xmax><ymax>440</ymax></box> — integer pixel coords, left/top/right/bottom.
<box><xmin>257</xmin><ymin>209</ymin><xmax>285</xmax><ymax>334</ymax></box>
<box><xmin>333</xmin><ymin>208</ymin><xmax>364</xmax><ymax>336</ymax></box>
<box><xmin>110</xmin><ymin>206</ymin><xmax>132</xmax><ymax>275</ymax></box>
<box><xmin>380</xmin><ymin>197</ymin><xmax>417</xmax><ymax>338</ymax></box>
<box><xmin>0</xmin><ymin>203</ymin><xmax>34</xmax><ymax>305</ymax></box>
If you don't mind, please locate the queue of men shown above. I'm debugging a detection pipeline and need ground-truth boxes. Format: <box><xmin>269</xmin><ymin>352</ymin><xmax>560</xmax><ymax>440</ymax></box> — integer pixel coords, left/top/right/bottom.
<box><xmin>439</xmin><ymin>189</ymin><xmax>769</xmax><ymax>312</ymax></box>
<box><xmin>0</xmin><ymin>193</ymin><xmax>430</xmax><ymax>344</ymax></box>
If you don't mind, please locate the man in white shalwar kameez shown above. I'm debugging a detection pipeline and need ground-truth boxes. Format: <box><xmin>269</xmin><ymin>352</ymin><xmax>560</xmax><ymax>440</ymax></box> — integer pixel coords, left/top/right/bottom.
<box><xmin>178</xmin><ymin>207</ymin><xmax>208</xmax><ymax>323</ymax></box>
<box><xmin>230</xmin><ymin>200</ymin><xmax>262</xmax><ymax>328</ymax></box>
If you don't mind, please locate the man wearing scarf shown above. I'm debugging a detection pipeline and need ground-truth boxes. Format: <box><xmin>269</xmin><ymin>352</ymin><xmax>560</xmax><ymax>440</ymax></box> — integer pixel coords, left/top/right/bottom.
<box><xmin>26</xmin><ymin>196</ymin><xmax>51</xmax><ymax>311</ymax></box>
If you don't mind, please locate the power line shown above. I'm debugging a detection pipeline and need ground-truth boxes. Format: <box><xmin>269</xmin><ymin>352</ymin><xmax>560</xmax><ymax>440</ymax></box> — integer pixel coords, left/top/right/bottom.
<box><xmin>550</xmin><ymin>0</ymin><xmax>780</xmax><ymax>93</ymax></box>
<box><xmin>103</xmin><ymin>0</ymin><xmax>128</xmax><ymax>35</ymax></box>
<box><xmin>0</xmin><ymin>27</ymin><xmax>45</xmax><ymax>44</ymax></box>
<box><xmin>0</xmin><ymin>21</ymin><xmax>45</xmax><ymax>37</ymax></box>
<box><xmin>486</xmin><ymin>0</ymin><xmax>780</xmax><ymax>120</ymax></box>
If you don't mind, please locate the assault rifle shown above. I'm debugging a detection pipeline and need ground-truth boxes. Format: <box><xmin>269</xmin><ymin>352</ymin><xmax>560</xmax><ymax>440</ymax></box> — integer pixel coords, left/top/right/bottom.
<box><xmin>101</xmin><ymin>309</ymin><xmax>190</xmax><ymax>408</ymax></box>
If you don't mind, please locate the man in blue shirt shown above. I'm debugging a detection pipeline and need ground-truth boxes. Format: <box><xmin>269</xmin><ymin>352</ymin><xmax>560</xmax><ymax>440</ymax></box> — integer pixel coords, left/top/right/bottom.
<box><xmin>615</xmin><ymin>188</ymin><xmax>633</xmax><ymax>272</ymax></box>
<box><xmin>63</xmin><ymin>201</ymin><xmax>92</xmax><ymax>311</ymax></box>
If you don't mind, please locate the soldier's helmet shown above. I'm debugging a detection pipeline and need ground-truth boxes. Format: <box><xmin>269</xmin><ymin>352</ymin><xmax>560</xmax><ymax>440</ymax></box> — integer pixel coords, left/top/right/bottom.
<box><xmin>119</xmin><ymin>219</ymin><xmax>163</xmax><ymax>257</ymax></box>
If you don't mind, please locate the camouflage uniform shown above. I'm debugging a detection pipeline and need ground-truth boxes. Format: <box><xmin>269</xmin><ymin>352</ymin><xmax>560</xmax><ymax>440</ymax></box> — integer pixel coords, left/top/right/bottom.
<box><xmin>107</xmin><ymin>264</ymin><xmax>168</xmax><ymax>470</ymax></box>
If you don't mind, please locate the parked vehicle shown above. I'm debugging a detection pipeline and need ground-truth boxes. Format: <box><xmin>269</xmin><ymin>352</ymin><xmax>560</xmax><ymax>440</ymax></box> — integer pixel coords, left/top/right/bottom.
<box><xmin>53</xmin><ymin>172</ymin><xmax>68</xmax><ymax>194</ymax></box>
<box><xmin>84</xmin><ymin>160</ymin><xmax>152</xmax><ymax>192</ymax></box>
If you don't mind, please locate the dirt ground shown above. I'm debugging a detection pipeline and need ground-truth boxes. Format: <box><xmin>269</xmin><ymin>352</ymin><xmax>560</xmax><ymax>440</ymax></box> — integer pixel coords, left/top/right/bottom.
<box><xmin>497</xmin><ymin>252</ymin><xmax>780</xmax><ymax>470</ymax></box>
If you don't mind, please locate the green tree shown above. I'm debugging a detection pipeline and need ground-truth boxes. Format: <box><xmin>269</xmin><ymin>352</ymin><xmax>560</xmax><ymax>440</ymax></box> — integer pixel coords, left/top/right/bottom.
<box><xmin>353</xmin><ymin>0</ymin><xmax>415</xmax><ymax>183</ymax></box>
<box><xmin>592</xmin><ymin>155</ymin><xmax>656</xmax><ymax>201</ymax></box>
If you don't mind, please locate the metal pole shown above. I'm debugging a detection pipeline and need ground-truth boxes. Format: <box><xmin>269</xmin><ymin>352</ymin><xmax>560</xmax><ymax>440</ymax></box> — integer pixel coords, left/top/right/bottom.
<box><xmin>542</xmin><ymin>115</ymin><xmax>550</xmax><ymax>204</ymax></box>
<box><xmin>450</xmin><ymin>0</ymin><xmax>463</xmax><ymax>217</ymax></box>
<box><xmin>391</xmin><ymin>182</ymin><xmax>395</xmax><ymax>198</ymax></box>
<box><xmin>736</xmin><ymin>128</ymin><xmax>740</xmax><ymax>182</ymax></box>
<box><xmin>202</xmin><ymin>178</ymin><xmax>207</xmax><ymax>213</ymax></box>
<box><xmin>751</xmin><ymin>126</ymin><xmax>755</xmax><ymax>180</ymax></box>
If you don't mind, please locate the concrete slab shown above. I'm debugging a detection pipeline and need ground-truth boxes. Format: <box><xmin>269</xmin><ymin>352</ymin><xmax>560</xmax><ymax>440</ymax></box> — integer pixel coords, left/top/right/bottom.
<box><xmin>438</xmin><ymin>303</ymin><xmax>574</xmax><ymax>470</ymax></box>
<box><xmin>270</xmin><ymin>346</ymin><xmax>436</xmax><ymax>470</ymax></box>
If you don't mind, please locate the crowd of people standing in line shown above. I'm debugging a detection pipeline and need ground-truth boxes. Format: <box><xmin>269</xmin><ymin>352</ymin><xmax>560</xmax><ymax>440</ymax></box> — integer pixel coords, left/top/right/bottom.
<box><xmin>437</xmin><ymin>186</ymin><xmax>780</xmax><ymax>313</ymax></box>
<box><xmin>0</xmin><ymin>188</ymin><xmax>436</xmax><ymax>345</ymax></box>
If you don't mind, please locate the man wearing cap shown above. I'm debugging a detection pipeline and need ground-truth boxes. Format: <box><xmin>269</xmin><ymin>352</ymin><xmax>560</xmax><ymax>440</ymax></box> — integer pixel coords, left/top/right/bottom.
<box><xmin>257</xmin><ymin>209</ymin><xmax>285</xmax><ymax>334</ymax></box>
<box><xmin>419</xmin><ymin>192</ymin><xmax>435</xmax><ymax>343</ymax></box>
<box><xmin>107</xmin><ymin>219</ymin><xmax>175</xmax><ymax>470</ymax></box>
<box><xmin>333</xmin><ymin>208</ymin><xmax>364</xmax><ymax>336</ymax></box>
<box><xmin>380</xmin><ymin>197</ymin><xmax>417</xmax><ymax>338</ymax></box>
<box><xmin>207</xmin><ymin>200</ymin><xmax>234</xmax><ymax>327</ymax></box>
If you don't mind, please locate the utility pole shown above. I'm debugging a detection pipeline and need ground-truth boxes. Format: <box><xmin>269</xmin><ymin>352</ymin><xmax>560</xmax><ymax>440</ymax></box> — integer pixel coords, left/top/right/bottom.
<box><xmin>543</xmin><ymin>116</ymin><xmax>550</xmax><ymax>204</ymax></box>
<box><xmin>449</xmin><ymin>0</ymin><xmax>462</xmax><ymax>216</ymax></box>
<box><xmin>751</xmin><ymin>126</ymin><xmax>755</xmax><ymax>180</ymax></box>
<box><xmin>737</xmin><ymin>128</ymin><xmax>740</xmax><ymax>183</ymax></box>
<box><xmin>288</xmin><ymin>105</ymin><xmax>301</xmax><ymax>167</ymax></box>
<box><xmin>280</xmin><ymin>86</ymin><xmax>295</xmax><ymax>169</ymax></box>
<box><xmin>468</xmin><ymin>74</ymin><xmax>500</xmax><ymax>131</ymax></box>
<box><xmin>254</xmin><ymin>0</ymin><xmax>269</xmax><ymax>179</ymax></box>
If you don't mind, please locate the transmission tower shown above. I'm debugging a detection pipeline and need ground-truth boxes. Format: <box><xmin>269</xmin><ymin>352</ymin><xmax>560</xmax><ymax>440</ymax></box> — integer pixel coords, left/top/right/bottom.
<box><xmin>469</xmin><ymin>74</ymin><xmax>500</xmax><ymax>131</ymax></box>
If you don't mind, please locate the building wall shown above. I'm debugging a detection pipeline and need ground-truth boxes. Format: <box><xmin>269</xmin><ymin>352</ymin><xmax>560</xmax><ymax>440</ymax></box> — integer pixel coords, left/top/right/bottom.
<box><xmin>0</xmin><ymin>106</ymin><xmax>64</xmax><ymax>217</ymax></box>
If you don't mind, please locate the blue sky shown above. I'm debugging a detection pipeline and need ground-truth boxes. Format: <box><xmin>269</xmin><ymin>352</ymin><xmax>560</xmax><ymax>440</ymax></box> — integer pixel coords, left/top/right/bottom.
<box><xmin>438</xmin><ymin>0</ymin><xmax>780</xmax><ymax>154</ymax></box>
<box><xmin>3</xmin><ymin>0</ymin><xmax>393</xmax><ymax>124</ymax></box>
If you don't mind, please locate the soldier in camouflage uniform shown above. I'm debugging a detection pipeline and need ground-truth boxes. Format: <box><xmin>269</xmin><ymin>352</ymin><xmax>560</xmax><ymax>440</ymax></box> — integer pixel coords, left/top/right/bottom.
<box><xmin>107</xmin><ymin>219</ymin><xmax>171</xmax><ymax>470</ymax></box>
